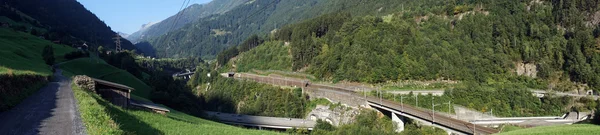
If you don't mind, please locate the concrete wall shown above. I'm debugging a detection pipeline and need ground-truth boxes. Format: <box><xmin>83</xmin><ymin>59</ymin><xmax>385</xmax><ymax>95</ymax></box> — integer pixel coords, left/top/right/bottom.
<box><xmin>304</xmin><ymin>87</ymin><xmax>367</xmax><ymax>107</ymax></box>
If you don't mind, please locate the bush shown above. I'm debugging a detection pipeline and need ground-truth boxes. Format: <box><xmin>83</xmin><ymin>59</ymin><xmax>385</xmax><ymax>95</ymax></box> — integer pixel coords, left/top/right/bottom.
<box><xmin>73</xmin><ymin>75</ymin><xmax>95</xmax><ymax>93</ymax></box>
<box><xmin>64</xmin><ymin>51</ymin><xmax>89</xmax><ymax>60</ymax></box>
<box><xmin>42</xmin><ymin>45</ymin><xmax>55</xmax><ymax>65</ymax></box>
<box><xmin>0</xmin><ymin>74</ymin><xmax>48</xmax><ymax>111</ymax></box>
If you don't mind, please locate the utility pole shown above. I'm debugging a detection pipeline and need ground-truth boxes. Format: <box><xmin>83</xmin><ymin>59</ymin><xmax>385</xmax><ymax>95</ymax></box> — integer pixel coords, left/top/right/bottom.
<box><xmin>474</xmin><ymin>123</ymin><xmax>477</xmax><ymax>135</ymax></box>
<box><xmin>379</xmin><ymin>89</ymin><xmax>382</xmax><ymax>104</ymax></box>
<box><xmin>432</xmin><ymin>97</ymin><xmax>436</xmax><ymax>124</ymax></box>
<box><xmin>416</xmin><ymin>95</ymin><xmax>418</xmax><ymax>107</ymax></box>
<box><xmin>113</xmin><ymin>34</ymin><xmax>122</xmax><ymax>52</ymax></box>
<box><xmin>400</xmin><ymin>96</ymin><xmax>406</xmax><ymax>111</ymax></box>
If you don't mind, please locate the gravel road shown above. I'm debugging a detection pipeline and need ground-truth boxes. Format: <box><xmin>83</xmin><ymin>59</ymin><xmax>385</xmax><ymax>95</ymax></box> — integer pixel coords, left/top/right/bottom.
<box><xmin>0</xmin><ymin>69</ymin><xmax>86</xmax><ymax>135</ymax></box>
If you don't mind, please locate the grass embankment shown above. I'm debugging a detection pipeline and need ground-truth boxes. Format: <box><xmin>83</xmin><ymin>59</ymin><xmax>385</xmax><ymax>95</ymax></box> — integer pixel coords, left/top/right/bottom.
<box><xmin>0</xmin><ymin>27</ymin><xmax>74</xmax><ymax>111</ymax></box>
<box><xmin>0</xmin><ymin>76</ymin><xmax>46</xmax><ymax>111</ymax></box>
<box><xmin>72</xmin><ymin>83</ymin><xmax>280</xmax><ymax>135</ymax></box>
<box><xmin>60</xmin><ymin>58</ymin><xmax>151</xmax><ymax>98</ymax></box>
<box><xmin>498</xmin><ymin>124</ymin><xmax>600</xmax><ymax>135</ymax></box>
<box><xmin>499</xmin><ymin>125</ymin><xmax>524</xmax><ymax>133</ymax></box>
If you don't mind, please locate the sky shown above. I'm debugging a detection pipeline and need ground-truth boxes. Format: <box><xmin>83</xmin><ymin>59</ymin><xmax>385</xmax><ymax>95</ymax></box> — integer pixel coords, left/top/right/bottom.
<box><xmin>77</xmin><ymin>0</ymin><xmax>212</xmax><ymax>34</ymax></box>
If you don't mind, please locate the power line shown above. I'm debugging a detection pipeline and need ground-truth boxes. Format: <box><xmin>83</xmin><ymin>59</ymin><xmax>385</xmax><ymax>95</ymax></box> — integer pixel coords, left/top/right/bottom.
<box><xmin>162</xmin><ymin>0</ymin><xmax>192</xmax><ymax>57</ymax></box>
<box><xmin>237</xmin><ymin>0</ymin><xmax>280</xmax><ymax>24</ymax></box>
<box><xmin>159</xmin><ymin>0</ymin><xmax>280</xmax><ymax>57</ymax></box>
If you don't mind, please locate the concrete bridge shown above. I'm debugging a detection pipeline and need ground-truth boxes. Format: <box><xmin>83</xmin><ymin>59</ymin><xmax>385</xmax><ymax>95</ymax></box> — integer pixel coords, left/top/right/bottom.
<box><xmin>172</xmin><ymin>72</ymin><xmax>194</xmax><ymax>80</ymax></box>
<box><xmin>204</xmin><ymin>111</ymin><xmax>315</xmax><ymax>130</ymax></box>
<box><xmin>231</xmin><ymin>73</ymin><xmax>499</xmax><ymax>134</ymax></box>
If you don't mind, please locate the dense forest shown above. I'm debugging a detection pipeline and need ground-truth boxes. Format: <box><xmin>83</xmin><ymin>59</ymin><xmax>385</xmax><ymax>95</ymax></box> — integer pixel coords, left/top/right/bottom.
<box><xmin>264</xmin><ymin>0</ymin><xmax>600</xmax><ymax>90</ymax></box>
<box><xmin>311</xmin><ymin>110</ymin><xmax>446</xmax><ymax>135</ymax></box>
<box><xmin>188</xmin><ymin>65</ymin><xmax>309</xmax><ymax>118</ymax></box>
<box><xmin>136</xmin><ymin>57</ymin><xmax>203</xmax><ymax>73</ymax></box>
<box><xmin>221</xmin><ymin>0</ymin><xmax>600</xmax><ymax>117</ymax></box>
<box><xmin>146</xmin><ymin>0</ymin><xmax>443</xmax><ymax>59</ymax></box>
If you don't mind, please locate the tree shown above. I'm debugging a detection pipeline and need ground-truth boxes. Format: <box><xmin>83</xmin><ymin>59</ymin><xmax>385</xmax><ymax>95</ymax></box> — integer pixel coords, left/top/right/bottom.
<box><xmin>42</xmin><ymin>45</ymin><xmax>55</xmax><ymax>65</ymax></box>
<box><xmin>97</xmin><ymin>46</ymin><xmax>105</xmax><ymax>54</ymax></box>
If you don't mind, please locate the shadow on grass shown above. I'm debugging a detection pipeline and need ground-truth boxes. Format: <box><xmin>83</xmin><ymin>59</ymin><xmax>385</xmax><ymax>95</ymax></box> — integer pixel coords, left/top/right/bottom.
<box><xmin>92</xmin><ymin>95</ymin><xmax>164</xmax><ymax>135</ymax></box>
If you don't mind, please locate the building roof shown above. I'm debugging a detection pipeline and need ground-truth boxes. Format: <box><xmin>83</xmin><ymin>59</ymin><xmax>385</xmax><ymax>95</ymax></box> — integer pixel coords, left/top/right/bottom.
<box><xmin>130</xmin><ymin>100</ymin><xmax>170</xmax><ymax>112</ymax></box>
<box><xmin>92</xmin><ymin>78</ymin><xmax>135</xmax><ymax>91</ymax></box>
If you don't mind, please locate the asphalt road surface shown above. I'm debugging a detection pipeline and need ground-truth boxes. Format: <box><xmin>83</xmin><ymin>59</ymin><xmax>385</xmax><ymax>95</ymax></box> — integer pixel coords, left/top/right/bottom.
<box><xmin>0</xmin><ymin>69</ymin><xmax>86</xmax><ymax>135</ymax></box>
<box><xmin>204</xmin><ymin>111</ymin><xmax>316</xmax><ymax>130</ymax></box>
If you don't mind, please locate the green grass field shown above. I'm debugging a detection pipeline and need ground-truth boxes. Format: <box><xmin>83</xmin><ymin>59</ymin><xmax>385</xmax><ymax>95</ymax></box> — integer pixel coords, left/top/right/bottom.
<box><xmin>0</xmin><ymin>28</ymin><xmax>75</xmax><ymax>76</ymax></box>
<box><xmin>60</xmin><ymin>58</ymin><xmax>151</xmax><ymax>98</ymax></box>
<box><xmin>498</xmin><ymin>124</ymin><xmax>600</xmax><ymax>135</ymax></box>
<box><xmin>72</xmin><ymin>83</ymin><xmax>280</xmax><ymax>135</ymax></box>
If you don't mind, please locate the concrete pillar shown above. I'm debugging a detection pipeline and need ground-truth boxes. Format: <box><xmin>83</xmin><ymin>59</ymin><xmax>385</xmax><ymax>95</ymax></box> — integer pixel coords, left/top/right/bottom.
<box><xmin>392</xmin><ymin>112</ymin><xmax>405</xmax><ymax>132</ymax></box>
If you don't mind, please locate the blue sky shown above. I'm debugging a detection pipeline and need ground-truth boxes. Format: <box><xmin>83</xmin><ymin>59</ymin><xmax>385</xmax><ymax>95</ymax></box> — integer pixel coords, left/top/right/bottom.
<box><xmin>77</xmin><ymin>0</ymin><xmax>212</xmax><ymax>34</ymax></box>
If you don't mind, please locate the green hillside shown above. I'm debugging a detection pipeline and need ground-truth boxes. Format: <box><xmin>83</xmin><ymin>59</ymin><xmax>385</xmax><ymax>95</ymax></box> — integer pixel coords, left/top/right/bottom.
<box><xmin>219</xmin><ymin>0</ymin><xmax>600</xmax><ymax>117</ymax></box>
<box><xmin>0</xmin><ymin>28</ymin><xmax>74</xmax><ymax>75</ymax></box>
<box><xmin>3</xmin><ymin>0</ymin><xmax>137</xmax><ymax>51</ymax></box>
<box><xmin>72</xmin><ymin>83</ymin><xmax>279</xmax><ymax>135</ymax></box>
<box><xmin>498</xmin><ymin>124</ymin><xmax>600</xmax><ymax>135</ymax></box>
<box><xmin>148</xmin><ymin>0</ymin><xmax>427</xmax><ymax>59</ymax></box>
<box><xmin>60</xmin><ymin>58</ymin><xmax>151</xmax><ymax>98</ymax></box>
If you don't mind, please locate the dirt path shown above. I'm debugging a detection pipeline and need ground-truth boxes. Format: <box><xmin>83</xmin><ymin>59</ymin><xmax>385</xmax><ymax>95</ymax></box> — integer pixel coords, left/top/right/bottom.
<box><xmin>0</xmin><ymin>69</ymin><xmax>86</xmax><ymax>135</ymax></box>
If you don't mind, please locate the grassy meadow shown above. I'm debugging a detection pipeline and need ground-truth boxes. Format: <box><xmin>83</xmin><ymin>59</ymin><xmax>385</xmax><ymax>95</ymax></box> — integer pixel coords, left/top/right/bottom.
<box><xmin>0</xmin><ymin>28</ymin><xmax>74</xmax><ymax>76</ymax></box>
<box><xmin>60</xmin><ymin>58</ymin><xmax>151</xmax><ymax>98</ymax></box>
<box><xmin>0</xmin><ymin>27</ymin><xmax>74</xmax><ymax>111</ymax></box>
<box><xmin>498</xmin><ymin>124</ymin><xmax>600</xmax><ymax>135</ymax></box>
<box><xmin>72</xmin><ymin>83</ymin><xmax>280</xmax><ymax>135</ymax></box>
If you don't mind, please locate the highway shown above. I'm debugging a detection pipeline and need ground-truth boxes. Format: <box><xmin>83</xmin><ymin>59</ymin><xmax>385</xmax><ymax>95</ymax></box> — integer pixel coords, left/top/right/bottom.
<box><xmin>386</xmin><ymin>90</ymin><xmax>445</xmax><ymax>96</ymax></box>
<box><xmin>204</xmin><ymin>111</ymin><xmax>315</xmax><ymax>130</ymax></box>
<box><xmin>232</xmin><ymin>73</ymin><xmax>499</xmax><ymax>134</ymax></box>
<box><xmin>531</xmin><ymin>90</ymin><xmax>599</xmax><ymax>100</ymax></box>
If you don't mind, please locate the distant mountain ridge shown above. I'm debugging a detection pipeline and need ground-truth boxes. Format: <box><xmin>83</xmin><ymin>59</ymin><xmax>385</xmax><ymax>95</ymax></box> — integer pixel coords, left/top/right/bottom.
<box><xmin>127</xmin><ymin>0</ymin><xmax>248</xmax><ymax>43</ymax></box>
<box><xmin>147</xmin><ymin>0</ymin><xmax>416</xmax><ymax>59</ymax></box>
<box><xmin>118</xmin><ymin>32</ymin><xmax>130</xmax><ymax>38</ymax></box>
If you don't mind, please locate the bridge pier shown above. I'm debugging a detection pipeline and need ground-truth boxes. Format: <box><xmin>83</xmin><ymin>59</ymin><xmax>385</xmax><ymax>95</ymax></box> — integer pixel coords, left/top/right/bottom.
<box><xmin>391</xmin><ymin>112</ymin><xmax>405</xmax><ymax>132</ymax></box>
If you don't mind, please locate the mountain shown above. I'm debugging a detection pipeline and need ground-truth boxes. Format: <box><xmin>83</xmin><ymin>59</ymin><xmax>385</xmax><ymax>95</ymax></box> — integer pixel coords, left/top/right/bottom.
<box><xmin>118</xmin><ymin>32</ymin><xmax>129</xmax><ymax>38</ymax></box>
<box><xmin>127</xmin><ymin>0</ymin><xmax>248</xmax><ymax>43</ymax></box>
<box><xmin>146</xmin><ymin>0</ymin><xmax>422</xmax><ymax>59</ymax></box>
<box><xmin>2</xmin><ymin>0</ymin><xmax>137</xmax><ymax>51</ymax></box>
<box><xmin>225</xmin><ymin>0</ymin><xmax>600</xmax><ymax>118</ymax></box>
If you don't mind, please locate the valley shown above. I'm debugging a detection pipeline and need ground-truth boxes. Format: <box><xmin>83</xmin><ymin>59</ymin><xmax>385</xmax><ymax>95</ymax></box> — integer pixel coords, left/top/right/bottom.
<box><xmin>2</xmin><ymin>0</ymin><xmax>600</xmax><ymax>135</ymax></box>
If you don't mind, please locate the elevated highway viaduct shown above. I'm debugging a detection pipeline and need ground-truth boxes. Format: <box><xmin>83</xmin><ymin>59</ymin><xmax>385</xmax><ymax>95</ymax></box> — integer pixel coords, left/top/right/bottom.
<box><xmin>230</xmin><ymin>73</ymin><xmax>499</xmax><ymax>134</ymax></box>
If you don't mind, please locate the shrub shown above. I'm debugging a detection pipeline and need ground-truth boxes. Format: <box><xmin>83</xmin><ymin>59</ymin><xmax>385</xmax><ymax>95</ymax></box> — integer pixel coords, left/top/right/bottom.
<box><xmin>0</xmin><ymin>74</ymin><xmax>48</xmax><ymax>111</ymax></box>
<box><xmin>73</xmin><ymin>75</ymin><xmax>95</xmax><ymax>93</ymax></box>
<box><xmin>64</xmin><ymin>51</ymin><xmax>89</xmax><ymax>60</ymax></box>
<box><xmin>42</xmin><ymin>45</ymin><xmax>55</xmax><ymax>65</ymax></box>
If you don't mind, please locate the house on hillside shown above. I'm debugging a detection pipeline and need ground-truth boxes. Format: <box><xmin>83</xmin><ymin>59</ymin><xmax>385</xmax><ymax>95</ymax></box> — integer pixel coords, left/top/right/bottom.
<box><xmin>90</xmin><ymin>78</ymin><xmax>170</xmax><ymax>114</ymax></box>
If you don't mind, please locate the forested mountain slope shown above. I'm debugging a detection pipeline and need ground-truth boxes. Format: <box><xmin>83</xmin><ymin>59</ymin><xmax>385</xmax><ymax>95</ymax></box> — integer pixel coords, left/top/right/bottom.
<box><xmin>147</xmin><ymin>0</ymin><xmax>442</xmax><ymax>59</ymax></box>
<box><xmin>127</xmin><ymin>0</ymin><xmax>248</xmax><ymax>43</ymax></box>
<box><xmin>226</xmin><ymin>0</ymin><xmax>600</xmax><ymax>117</ymax></box>
<box><xmin>2</xmin><ymin>0</ymin><xmax>137</xmax><ymax>51</ymax></box>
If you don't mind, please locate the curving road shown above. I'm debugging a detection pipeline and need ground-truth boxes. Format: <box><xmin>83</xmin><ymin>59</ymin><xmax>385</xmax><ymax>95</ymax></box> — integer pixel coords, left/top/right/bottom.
<box><xmin>204</xmin><ymin>111</ymin><xmax>316</xmax><ymax>130</ymax></box>
<box><xmin>0</xmin><ymin>69</ymin><xmax>86</xmax><ymax>135</ymax></box>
